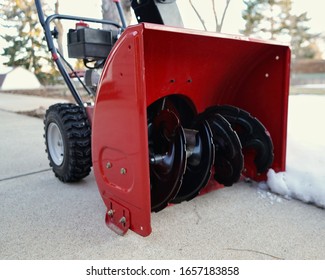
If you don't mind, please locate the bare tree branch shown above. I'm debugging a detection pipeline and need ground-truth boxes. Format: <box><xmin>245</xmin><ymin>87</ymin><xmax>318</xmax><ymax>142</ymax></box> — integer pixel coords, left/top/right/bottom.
<box><xmin>189</xmin><ymin>0</ymin><xmax>207</xmax><ymax>31</ymax></box>
<box><xmin>219</xmin><ymin>0</ymin><xmax>231</xmax><ymax>32</ymax></box>
<box><xmin>102</xmin><ymin>0</ymin><xmax>131</xmax><ymax>29</ymax></box>
<box><xmin>212</xmin><ymin>0</ymin><xmax>219</xmax><ymax>32</ymax></box>
<box><xmin>190</xmin><ymin>0</ymin><xmax>232</xmax><ymax>33</ymax></box>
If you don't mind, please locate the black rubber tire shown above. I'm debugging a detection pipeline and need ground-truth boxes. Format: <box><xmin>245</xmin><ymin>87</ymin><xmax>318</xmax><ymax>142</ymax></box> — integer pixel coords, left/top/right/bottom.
<box><xmin>44</xmin><ymin>103</ymin><xmax>92</xmax><ymax>182</ymax></box>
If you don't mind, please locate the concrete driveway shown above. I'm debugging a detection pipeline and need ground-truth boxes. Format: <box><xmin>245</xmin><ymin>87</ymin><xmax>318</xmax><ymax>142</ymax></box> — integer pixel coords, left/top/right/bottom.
<box><xmin>1</xmin><ymin>93</ymin><xmax>324</xmax><ymax>260</ymax></box>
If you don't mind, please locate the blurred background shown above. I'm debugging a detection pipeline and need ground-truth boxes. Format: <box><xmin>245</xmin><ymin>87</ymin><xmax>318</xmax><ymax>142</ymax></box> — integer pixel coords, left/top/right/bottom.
<box><xmin>1</xmin><ymin>0</ymin><xmax>324</xmax><ymax>94</ymax></box>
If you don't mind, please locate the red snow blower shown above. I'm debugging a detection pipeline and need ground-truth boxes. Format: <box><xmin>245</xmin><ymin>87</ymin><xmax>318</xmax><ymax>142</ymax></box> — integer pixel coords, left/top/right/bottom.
<box><xmin>35</xmin><ymin>0</ymin><xmax>290</xmax><ymax>236</ymax></box>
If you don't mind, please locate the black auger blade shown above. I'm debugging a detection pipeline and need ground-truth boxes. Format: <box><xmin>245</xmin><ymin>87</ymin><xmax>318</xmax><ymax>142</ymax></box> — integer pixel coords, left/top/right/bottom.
<box><xmin>205</xmin><ymin>105</ymin><xmax>274</xmax><ymax>174</ymax></box>
<box><xmin>171</xmin><ymin>119</ymin><xmax>215</xmax><ymax>203</ymax></box>
<box><xmin>148</xmin><ymin>109</ymin><xmax>187</xmax><ymax>212</ymax></box>
<box><xmin>203</xmin><ymin>113</ymin><xmax>244</xmax><ymax>186</ymax></box>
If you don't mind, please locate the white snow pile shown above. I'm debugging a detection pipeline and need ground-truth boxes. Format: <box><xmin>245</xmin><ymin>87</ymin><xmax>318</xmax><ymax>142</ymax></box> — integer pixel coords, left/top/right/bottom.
<box><xmin>261</xmin><ymin>94</ymin><xmax>325</xmax><ymax>208</ymax></box>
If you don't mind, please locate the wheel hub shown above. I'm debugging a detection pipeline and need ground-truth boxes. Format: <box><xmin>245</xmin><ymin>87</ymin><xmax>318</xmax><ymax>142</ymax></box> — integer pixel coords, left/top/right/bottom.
<box><xmin>47</xmin><ymin>122</ymin><xmax>64</xmax><ymax>166</ymax></box>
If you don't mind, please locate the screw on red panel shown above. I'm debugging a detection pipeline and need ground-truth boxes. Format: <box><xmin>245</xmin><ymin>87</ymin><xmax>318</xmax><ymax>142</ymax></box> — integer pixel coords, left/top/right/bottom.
<box><xmin>120</xmin><ymin>168</ymin><xmax>127</xmax><ymax>175</ymax></box>
<box><xmin>119</xmin><ymin>216</ymin><xmax>126</xmax><ymax>225</ymax></box>
<box><xmin>107</xmin><ymin>209</ymin><xmax>114</xmax><ymax>217</ymax></box>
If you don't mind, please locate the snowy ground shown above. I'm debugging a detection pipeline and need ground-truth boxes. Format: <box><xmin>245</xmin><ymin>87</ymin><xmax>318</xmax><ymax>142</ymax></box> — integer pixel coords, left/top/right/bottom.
<box><xmin>261</xmin><ymin>94</ymin><xmax>325</xmax><ymax>208</ymax></box>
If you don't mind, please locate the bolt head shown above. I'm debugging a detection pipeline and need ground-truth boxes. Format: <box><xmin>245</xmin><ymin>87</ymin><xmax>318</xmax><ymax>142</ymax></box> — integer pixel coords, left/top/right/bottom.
<box><xmin>119</xmin><ymin>217</ymin><xmax>126</xmax><ymax>224</ymax></box>
<box><xmin>120</xmin><ymin>168</ymin><xmax>127</xmax><ymax>175</ymax></box>
<box><xmin>107</xmin><ymin>209</ymin><xmax>114</xmax><ymax>217</ymax></box>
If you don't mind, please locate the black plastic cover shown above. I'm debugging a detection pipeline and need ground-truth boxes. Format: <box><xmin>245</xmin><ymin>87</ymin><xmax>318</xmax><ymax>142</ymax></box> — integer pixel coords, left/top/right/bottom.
<box><xmin>67</xmin><ymin>28</ymin><xmax>118</xmax><ymax>59</ymax></box>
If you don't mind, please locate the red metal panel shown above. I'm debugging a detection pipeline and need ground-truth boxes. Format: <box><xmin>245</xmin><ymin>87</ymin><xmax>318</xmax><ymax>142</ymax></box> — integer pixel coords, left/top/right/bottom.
<box><xmin>92</xmin><ymin>25</ymin><xmax>152</xmax><ymax>236</ymax></box>
<box><xmin>92</xmin><ymin>23</ymin><xmax>290</xmax><ymax>236</ymax></box>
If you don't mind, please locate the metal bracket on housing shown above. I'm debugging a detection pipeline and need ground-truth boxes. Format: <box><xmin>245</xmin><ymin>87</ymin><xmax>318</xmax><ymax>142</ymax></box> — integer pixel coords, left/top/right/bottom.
<box><xmin>105</xmin><ymin>199</ymin><xmax>130</xmax><ymax>236</ymax></box>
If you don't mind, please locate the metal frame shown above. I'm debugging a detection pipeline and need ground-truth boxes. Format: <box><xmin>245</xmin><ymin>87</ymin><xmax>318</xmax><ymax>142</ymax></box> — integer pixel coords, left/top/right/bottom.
<box><xmin>34</xmin><ymin>0</ymin><xmax>125</xmax><ymax>108</ymax></box>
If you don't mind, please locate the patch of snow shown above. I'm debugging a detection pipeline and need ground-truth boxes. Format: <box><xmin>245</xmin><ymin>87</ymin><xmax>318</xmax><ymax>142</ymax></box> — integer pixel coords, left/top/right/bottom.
<box><xmin>256</xmin><ymin>187</ymin><xmax>284</xmax><ymax>205</ymax></box>
<box><xmin>263</xmin><ymin>95</ymin><xmax>325</xmax><ymax>208</ymax></box>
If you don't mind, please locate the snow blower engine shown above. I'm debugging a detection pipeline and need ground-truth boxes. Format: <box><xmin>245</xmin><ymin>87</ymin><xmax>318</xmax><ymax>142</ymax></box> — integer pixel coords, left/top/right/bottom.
<box><xmin>35</xmin><ymin>0</ymin><xmax>291</xmax><ymax>236</ymax></box>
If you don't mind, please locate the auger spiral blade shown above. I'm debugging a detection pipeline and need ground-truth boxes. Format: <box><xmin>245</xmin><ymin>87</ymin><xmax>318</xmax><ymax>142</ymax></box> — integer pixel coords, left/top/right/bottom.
<box><xmin>171</xmin><ymin>119</ymin><xmax>215</xmax><ymax>204</ymax></box>
<box><xmin>203</xmin><ymin>113</ymin><xmax>244</xmax><ymax>186</ymax></box>
<box><xmin>205</xmin><ymin>105</ymin><xmax>274</xmax><ymax>174</ymax></box>
<box><xmin>148</xmin><ymin>109</ymin><xmax>187</xmax><ymax>212</ymax></box>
